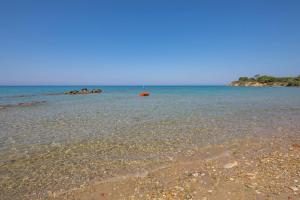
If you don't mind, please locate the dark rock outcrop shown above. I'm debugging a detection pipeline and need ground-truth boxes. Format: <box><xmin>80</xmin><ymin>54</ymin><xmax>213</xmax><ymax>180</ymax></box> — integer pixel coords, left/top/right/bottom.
<box><xmin>91</xmin><ymin>89</ymin><xmax>102</xmax><ymax>93</ymax></box>
<box><xmin>64</xmin><ymin>88</ymin><xmax>102</xmax><ymax>95</ymax></box>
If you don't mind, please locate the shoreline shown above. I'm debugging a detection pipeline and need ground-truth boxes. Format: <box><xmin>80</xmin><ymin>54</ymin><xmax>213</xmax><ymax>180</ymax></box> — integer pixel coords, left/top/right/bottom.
<box><xmin>54</xmin><ymin>134</ymin><xmax>300</xmax><ymax>200</ymax></box>
<box><xmin>1</xmin><ymin>131</ymin><xmax>300</xmax><ymax>199</ymax></box>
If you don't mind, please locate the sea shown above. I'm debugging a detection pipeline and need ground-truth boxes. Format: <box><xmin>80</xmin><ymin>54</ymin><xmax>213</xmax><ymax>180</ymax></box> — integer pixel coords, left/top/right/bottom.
<box><xmin>1</xmin><ymin>86</ymin><xmax>300</xmax><ymax>199</ymax></box>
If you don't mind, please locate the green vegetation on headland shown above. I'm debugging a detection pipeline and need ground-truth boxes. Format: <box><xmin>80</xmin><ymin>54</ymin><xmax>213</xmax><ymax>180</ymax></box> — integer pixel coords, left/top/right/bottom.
<box><xmin>230</xmin><ymin>74</ymin><xmax>300</xmax><ymax>87</ymax></box>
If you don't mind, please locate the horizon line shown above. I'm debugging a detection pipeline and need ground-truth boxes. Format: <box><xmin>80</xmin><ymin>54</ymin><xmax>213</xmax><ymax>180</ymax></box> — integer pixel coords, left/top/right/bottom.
<box><xmin>0</xmin><ymin>84</ymin><xmax>227</xmax><ymax>87</ymax></box>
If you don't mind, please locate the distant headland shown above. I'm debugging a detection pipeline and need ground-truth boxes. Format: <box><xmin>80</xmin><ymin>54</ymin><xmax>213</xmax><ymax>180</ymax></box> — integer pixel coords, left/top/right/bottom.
<box><xmin>230</xmin><ymin>75</ymin><xmax>300</xmax><ymax>87</ymax></box>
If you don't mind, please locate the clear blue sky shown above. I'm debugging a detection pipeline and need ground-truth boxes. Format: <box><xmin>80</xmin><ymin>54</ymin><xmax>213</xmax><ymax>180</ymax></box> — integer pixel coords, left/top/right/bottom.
<box><xmin>0</xmin><ymin>0</ymin><xmax>299</xmax><ymax>85</ymax></box>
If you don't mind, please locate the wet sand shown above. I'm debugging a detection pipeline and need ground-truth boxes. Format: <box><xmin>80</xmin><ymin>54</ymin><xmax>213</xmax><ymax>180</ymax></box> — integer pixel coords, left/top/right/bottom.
<box><xmin>48</xmin><ymin>134</ymin><xmax>300</xmax><ymax>200</ymax></box>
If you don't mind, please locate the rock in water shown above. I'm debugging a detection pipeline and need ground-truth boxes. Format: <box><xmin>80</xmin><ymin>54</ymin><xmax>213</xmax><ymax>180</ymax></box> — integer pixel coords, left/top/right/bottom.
<box><xmin>64</xmin><ymin>88</ymin><xmax>102</xmax><ymax>95</ymax></box>
<box><xmin>64</xmin><ymin>90</ymin><xmax>79</xmax><ymax>95</ymax></box>
<box><xmin>91</xmin><ymin>89</ymin><xmax>102</xmax><ymax>93</ymax></box>
<box><xmin>80</xmin><ymin>88</ymin><xmax>89</xmax><ymax>94</ymax></box>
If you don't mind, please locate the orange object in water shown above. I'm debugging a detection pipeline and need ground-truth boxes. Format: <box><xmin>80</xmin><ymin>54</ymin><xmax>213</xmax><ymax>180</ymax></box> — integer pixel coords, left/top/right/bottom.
<box><xmin>139</xmin><ymin>91</ymin><xmax>150</xmax><ymax>96</ymax></box>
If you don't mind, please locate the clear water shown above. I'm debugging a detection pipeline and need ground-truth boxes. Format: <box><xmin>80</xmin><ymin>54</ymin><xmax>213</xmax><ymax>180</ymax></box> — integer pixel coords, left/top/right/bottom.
<box><xmin>1</xmin><ymin>86</ymin><xmax>300</xmax><ymax>148</ymax></box>
<box><xmin>1</xmin><ymin>86</ymin><xmax>300</xmax><ymax>199</ymax></box>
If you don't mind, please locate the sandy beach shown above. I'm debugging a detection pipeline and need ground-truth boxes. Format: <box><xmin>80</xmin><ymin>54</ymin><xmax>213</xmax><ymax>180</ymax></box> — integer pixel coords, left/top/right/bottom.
<box><xmin>48</xmin><ymin>133</ymin><xmax>300</xmax><ymax>200</ymax></box>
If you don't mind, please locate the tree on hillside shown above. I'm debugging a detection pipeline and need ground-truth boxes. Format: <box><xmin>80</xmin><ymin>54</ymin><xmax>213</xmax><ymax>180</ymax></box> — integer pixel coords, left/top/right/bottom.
<box><xmin>257</xmin><ymin>76</ymin><xmax>276</xmax><ymax>83</ymax></box>
<box><xmin>238</xmin><ymin>77</ymin><xmax>249</xmax><ymax>81</ymax></box>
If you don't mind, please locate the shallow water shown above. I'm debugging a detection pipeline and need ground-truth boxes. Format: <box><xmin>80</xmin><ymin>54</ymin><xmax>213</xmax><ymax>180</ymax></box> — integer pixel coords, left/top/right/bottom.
<box><xmin>1</xmin><ymin>86</ymin><xmax>300</xmax><ymax>199</ymax></box>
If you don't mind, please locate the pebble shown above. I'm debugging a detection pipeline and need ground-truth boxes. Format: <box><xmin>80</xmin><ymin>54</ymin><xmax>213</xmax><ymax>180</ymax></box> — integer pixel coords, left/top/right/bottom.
<box><xmin>223</xmin><ymin>161</ymin><xmax>238</xmax><ymax>169</ymax></box>
<box><xmin>245</xmin><ymin>172</ymin><xmax>256</xmax><ymax>179</ymax></box>
<box><xmin>175</xmin><ymin>186</ymin><xmax>184</xmax><ymax>191</ymax></box>
<box><xmin>289</xmin><ymin>186</ymin><xmax>298</xmax><ymax>192</ymax></box>
<box><xmin>255</xmin><ymin>190</ymin><xmax>261</xmax><ymax>194</ymax></box>
<box><xmin>192</xmin><ymin>172</ymin><xmax>199</xmax><ymax>177</ymax></box>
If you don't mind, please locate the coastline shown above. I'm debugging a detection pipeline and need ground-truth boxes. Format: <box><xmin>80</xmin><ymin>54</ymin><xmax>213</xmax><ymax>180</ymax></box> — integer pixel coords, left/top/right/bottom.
<box><xmin>229</xmin><ymin>81</ymin><xmax>291</xmax><ymax>87</ymax></box>
<box><xmin>1</xmin><ymin>86</ymin><xmax>300</xmax><ymax>200</ymax></box>
<box><xmin>229</xmin><ymin>75</ymin><xmax>300</xmax><ymax>87</ymax></box>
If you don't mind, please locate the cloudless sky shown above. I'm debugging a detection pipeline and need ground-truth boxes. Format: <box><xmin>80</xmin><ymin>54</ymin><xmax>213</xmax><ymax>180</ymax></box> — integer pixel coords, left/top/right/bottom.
<box><xmin>0</xmin><ymin>0</ymin><xmax>299</xmax><ymax>85</ymax></box>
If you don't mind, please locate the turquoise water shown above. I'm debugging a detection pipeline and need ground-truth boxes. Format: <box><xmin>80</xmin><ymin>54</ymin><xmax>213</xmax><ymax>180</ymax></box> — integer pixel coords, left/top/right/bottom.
<box><xmin>1</xmin><ymin>86</ymin><xmax>300</xmax><ymax>149</ymax></box>
<box><xmin>1</xmin><ymin>86</ymin><xmax>300</xmax><ymax>199</ymax></box>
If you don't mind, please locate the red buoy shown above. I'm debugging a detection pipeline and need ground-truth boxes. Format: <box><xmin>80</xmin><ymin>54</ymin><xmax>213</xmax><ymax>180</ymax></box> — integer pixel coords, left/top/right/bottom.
<box><xmin>139</xmin><ymin>91</ymin><xmax>150</xmax><ymax>96</ymax></box>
